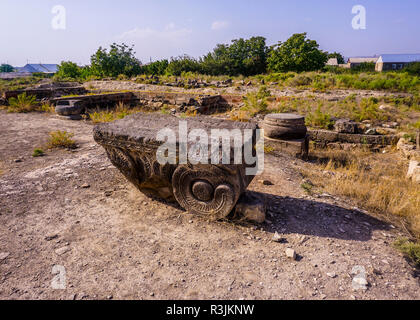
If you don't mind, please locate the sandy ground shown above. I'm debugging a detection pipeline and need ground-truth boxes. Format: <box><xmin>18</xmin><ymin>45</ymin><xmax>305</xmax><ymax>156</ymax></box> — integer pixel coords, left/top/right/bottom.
<box><xmin>0</xmin><ymin>110</ymin><xmax>419</xmax><ymax>300</ymax></box>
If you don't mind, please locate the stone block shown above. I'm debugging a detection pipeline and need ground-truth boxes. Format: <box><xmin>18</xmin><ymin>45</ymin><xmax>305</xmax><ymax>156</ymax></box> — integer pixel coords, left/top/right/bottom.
<box><xmin>93</xmin><ymin>113</ymin><xmax>259</xmax><ymax>221</ymax></box>
<box><xmin>265</xmin><ymin>135</ymin><xmax>309</xmax><ymax>159</ymax></box>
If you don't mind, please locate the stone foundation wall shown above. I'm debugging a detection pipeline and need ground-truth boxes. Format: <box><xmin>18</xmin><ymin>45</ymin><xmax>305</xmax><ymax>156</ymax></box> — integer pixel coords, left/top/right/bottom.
<box><xmin>4</xmin><ymin>87</ymin><xmax>87</xmax><ymax>101</ymax></box>
<box><xmin>51</xmin><ymin>91</ymin><xmax>241</xmax><ymax>115</ymax></box>
<box><xmin>308</xmin><ymin>129</ymin><xmax>399</xmax><ymax>147</ymax></box>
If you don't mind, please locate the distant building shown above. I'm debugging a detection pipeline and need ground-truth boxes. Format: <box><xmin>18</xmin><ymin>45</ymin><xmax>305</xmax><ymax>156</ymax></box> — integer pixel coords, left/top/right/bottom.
<box><xmin>16</xmin><ymin>63</ymin><xmax>59</xmax><ymax>74</ymax></box>
<box><xmin>375</xmin><ymin>54</ymin><xmax>420</xmax><ymax>72</ymax></box>
<box><xmin>347</xmin><ymin>57</ymin><xmax>378</xmax><ymax>68</ymax></box>
<box><xmin>326</xmin><ymin>58</ymin><xmax>338</xmax><ymax>66</ymax></box>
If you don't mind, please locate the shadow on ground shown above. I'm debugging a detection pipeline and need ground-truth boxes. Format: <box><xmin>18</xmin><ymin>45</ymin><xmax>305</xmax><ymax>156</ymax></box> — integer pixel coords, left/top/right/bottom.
<box><xmin>259</xmin><ymin>191</ymin><xmax>390</xmax><ymax>242</ymax></box>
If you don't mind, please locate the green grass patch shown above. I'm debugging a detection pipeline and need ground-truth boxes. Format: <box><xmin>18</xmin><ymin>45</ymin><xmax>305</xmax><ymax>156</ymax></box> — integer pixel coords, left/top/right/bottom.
<box><xmin>394</xmin><ymin>238</ymin><xmax>420</xmax><ymax>267</ymax></box>
<box><xmin>32</xmin><ymin>148</ymin><xmax>45</xmax><ymax>157</ymax></box>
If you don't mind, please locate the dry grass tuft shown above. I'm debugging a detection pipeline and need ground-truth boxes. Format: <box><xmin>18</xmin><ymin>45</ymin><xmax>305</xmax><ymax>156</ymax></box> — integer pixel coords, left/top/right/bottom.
<box><xmin>47</xmin><ymin>131</ymin><xmax>77</xmax><ymax>149</ymax></box>
<box><xmin>89</xmin><ymin>102</ymin><xmax>140</xmax><ymax>123</ymax></box>
<box><xmin>40</xmin><ymin>103</ymin><xmax>55</xmax><ymax>113</ymax></box>
<box><xmin>303</xmin><ymin>148</ymin><xmax>420</xmax><ymax>238</ymax></box>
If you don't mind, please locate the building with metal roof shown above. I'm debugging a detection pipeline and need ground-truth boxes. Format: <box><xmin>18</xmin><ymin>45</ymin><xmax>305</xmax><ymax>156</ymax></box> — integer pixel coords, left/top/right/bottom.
<box><xmin>16</xmin><ymin>64</ymin><xmax>59</xmax><ymax>74</ymax></box>
<box><xmin>346</xmin><ymin>57</ymin><xmax>378</xmax><ymax>69</ymax></box>
<box><xmin>326</xmin><ymin>58</ymin><xmax>338</xmax><ymax>66</ymax></box>
<box><xmin>375</xmin><ymin>54</ymin><xmax>420</xmax><ymax>71</ymax></box>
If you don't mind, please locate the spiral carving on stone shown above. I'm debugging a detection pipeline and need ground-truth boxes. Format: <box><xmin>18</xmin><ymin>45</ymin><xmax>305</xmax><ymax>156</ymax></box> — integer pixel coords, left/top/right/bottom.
<box><xmin>106</xmin><ymin>147</ymin><xmax>136</xmax><ymax>179</ymax></box>
<box><xmin>172</xmin><ymin>165</ymin><xmax>238</xmax><ymax>219</ymax></box>
<box><xmin>105</xmin><ymin>147</ymin><xmax>149</xmax><ymax>185</ymax></box>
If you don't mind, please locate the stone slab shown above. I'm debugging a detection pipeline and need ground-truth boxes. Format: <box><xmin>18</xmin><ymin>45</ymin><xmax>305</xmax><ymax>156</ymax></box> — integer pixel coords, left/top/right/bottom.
<box><xmin>265</xmin><ymin>135</ymin><xmax>309</xmax><ymax>159</ymax></box>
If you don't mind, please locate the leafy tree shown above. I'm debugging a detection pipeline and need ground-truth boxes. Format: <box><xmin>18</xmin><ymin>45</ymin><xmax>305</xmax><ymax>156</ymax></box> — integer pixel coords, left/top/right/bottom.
<box><xmin>405</xmin><ymin>62</ymin><xmax>420</xmax><ymax>76</ymax></box>
<box><xmin>200</xmin><ymin>44</ymin><xmax>231</xmax><ymax>75</ymax></box>
<box><xmin>201</xmin><ymin>36</ymin><xmax>269</xmax><ymax>76</ymax></box>
<box><xmin>166</xmin><ymin>55</ymin><xmax>202</xmax><ymax>76</ymax></box>
<box><xmin>140</xmin><ymin>59</ymin><xmax>169</xmax><ymax>75</ymax></box>
<box><xmin>327</xmin><ymin>52</ymin><xmax>345</xmax><ymax>64</ymax></box>
<box><xmin>90</xmin><ymin>43</ymin><xmax>141</xmax><ymax>78</ymax></box>
<box><xmin>56</xmin><ymin>61</ymin><xmax>82</xmax><ymax>79</ymax></box>
<box><xmin>0</xmin><ymin>64</ymin><xmax>14</xmax><ymax>72</ymax></box>
<box><xmin>267</xmin><ymin>33</ymin><xmax>328</xmax><ymax>72</ymax></box>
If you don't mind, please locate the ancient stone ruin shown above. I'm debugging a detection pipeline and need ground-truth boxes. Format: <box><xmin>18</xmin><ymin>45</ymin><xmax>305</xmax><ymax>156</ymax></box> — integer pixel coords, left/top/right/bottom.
<box><xmin>262</xmin><ymin>113</ymin><xmax>309</xmax><ymax>159</ymax></box>
<box><xmin>52</xmin><ymin>91</ymin><xmax>241</xmax><ymax>118</ymax></box>
<box><xmin>93</xmin><ymin>113</ymin><xmax>264</xmax><ymax>222</ymax></box>
<box><xmin>4</xmin><ymin>82</ymin><xmax>86</xmax><ymax>100</ymax></box>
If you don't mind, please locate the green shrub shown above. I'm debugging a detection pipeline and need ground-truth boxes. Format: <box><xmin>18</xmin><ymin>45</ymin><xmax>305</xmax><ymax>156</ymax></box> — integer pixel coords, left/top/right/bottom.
<box><xmin>8</xmin><ymin>93</ymin><xmax>37</xmax><ymax>113</ymax></box>
<box><xmin>90</xmin><ymin>43</ymin><xmax>141</xmax><ymax>78</ymax></box>
<box><xmin>394</xmin><ymin>238</ymin><xmax>420</xmax><ymax>267</ymax></box>
<box><xmin>241</xmin><ymin>85</ymin><xmax>271</xmax><ymax>116</ymax></box>
<box><xmin>166</xmin><ymin>55</ymin><xmax>202</xmax><ymax>76</ymax></box>
<box><xmin>405</xmin><ymin>62</ymin><xmax>420</xmax><ymax>76</ymax></box>
<box><xmin>352</xmin><ymin>97</ymin><xmax>383</xmax><ymax>122</ymax></box>
<box><xmin>56</xmin><ymin>61</ymin><xmax>82</xmax><ymax>79</ymax></box>
<box><xmin>305</xmin><ymin>105</ymin><xmax>334</xmax><ymax>129</ymax></box>
<box><xmin>32</xmin><ymin>148</ymin><xmax>45</xmax><ymax>157</ymax></box>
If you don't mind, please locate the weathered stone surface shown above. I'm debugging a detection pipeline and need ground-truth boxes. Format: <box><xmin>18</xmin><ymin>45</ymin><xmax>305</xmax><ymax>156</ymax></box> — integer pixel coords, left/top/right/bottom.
<box><xmin>285</xmin><ymin>248</ymin><xmax>297</xmax><ymax>260</ymax></box>
<box><xmin>308</xmin><ymin>129</ymin><xmax>398</xmax><ymax>147</ymax></box>
<box><xmin>55</xmin><ymin>100</ymin><xmax>84</xmax><ymax>116</ymax></box>
<box><xmin>93</xmin><ymin>113</ymin><xmax>258</xmax><ymax>220</ymax></box>
<box><xmin>334</xmin><ymin>119</ymin><xmax>358</xmax><ymax>134</ymax></box>
<box><xmin>0</xmin><ymin>252</ymin><xmax>10</xmax><ymax>260</ymax></box>
<box><xmin>52</xmin><ymin>92</ymin><xmax>135</xmax><ymax>111</ymax></box>
<box><xmin>55</xmin><ymin>246</ymin><xmax>71</xmax><ymax>256</ymax></box>
<box><xmin>4</xmin><ymin>84</ymin><xmax>86</xmax><ymax>101</ymax></box>
<box><xmin>263</xmin><ymin>113</ymin><xmax>307</xmax><ymax>139</ymax></box>
<box><xmin>397</xmin><ymin>138</ymin><xmax>418</xmax><ymax>159</ymax></box>
<box><xmin>51</xmin><ymin>91</ymin><xmax>239</xmax><ymax>116</ymax></box>
<box><xmin>407</xmin><ymin>160</ymin><xmax>420</xmax><ymax>184</ymax></box>
<box><xmin>265</xmin><ymin>135</ymin><xmax>309</xmax><ymax>160</ymax></box>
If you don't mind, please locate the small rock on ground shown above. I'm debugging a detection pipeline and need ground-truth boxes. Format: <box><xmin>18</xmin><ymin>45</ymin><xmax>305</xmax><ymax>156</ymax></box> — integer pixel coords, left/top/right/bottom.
<box><xmin>285</xmin><ymin>248</ymin><xmax>297</xmax><ymax>260</ymax></box>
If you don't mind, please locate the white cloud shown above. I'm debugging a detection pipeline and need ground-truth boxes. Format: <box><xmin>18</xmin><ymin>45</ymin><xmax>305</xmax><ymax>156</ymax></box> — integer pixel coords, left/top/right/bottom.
<box><xmin>118</xmin><ymin>24</ymin><xmax>192</xmax><ymax>42</ymax></box>
<box><xmin>211</xmin><ymin>21</ymin><xmax>230</xmax><ymax>31</ymax></box>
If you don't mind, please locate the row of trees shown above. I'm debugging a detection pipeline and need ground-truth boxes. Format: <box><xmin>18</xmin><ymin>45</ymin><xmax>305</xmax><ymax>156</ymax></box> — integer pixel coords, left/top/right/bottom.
<box><xmin>56</xmin><ymin>33</ymin><xmax>346</xmax><ymax>79</ymax></box>
<box><xmin>0</xmin><ymin>64</ymin><xmax>14</xmax><ymax>72</ymax></box>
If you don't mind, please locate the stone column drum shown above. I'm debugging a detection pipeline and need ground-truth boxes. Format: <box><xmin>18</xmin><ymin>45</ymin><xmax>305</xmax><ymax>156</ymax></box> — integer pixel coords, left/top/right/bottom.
<box><xmin>263</xmin><ymin>113</ymin><xmax>307</xmax><ymax>139</ymax></box>
<box><xmin>263</xmin><ymin>113</ymin><xmax>309</xmax><ymax>159</ymax></box>
<box><xmin>93</xmin><ymin>113</ymin><xmax>260</xmax><ymax>220</ymax></box>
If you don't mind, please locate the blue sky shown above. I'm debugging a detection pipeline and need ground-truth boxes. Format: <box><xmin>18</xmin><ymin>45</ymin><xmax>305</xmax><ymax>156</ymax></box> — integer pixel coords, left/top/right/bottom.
<box><xmin>1</xmin><ymin>0</ymin><xmax>419</xmax><ymax>66</ymax></box>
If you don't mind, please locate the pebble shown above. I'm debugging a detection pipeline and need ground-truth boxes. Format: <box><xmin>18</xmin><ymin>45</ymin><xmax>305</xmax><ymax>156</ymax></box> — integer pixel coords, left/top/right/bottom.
<box><xmin>55</xmin><ymin>246</ymin><xmax>71</xmax><ymax>256</ymax></box>
<box><xmin>299</xmin><ymin>235</ymin><xmax>308</xmax><ymax>244</ymax></box>
<box><xmin>272</xmin><ymin>232</ymin><xmax>285</xmax><ymax>243</ymax></box>
<box><xmin>45</xmin><ymin>234</ymin><xmax>59</xmax><ymax>241</ymax></box>
<box><xmin>352</xmin><ymin>277</ymin><xmax>368</xmax><ymax>291</ymax></box>
<box><xmin>104</xmin><ymin>191</ymin><xmax>113</xmax><ymax>197</ymax></box>
<box><xmin>327</xmin><ymin>272</ymin><xmax>337</xmax><ymax>279</ymax></box>
<box><xmin>0</xmin><ymin>252</ymin><xmax>10</xmax><ymax>260</ymax></box>
<box><xmin>285</xmin><ymin>248</ymin><xmax>297</xmax><ymax>260</ymax></box>
<box><xmin>81</xmin><ymin>184</ymin><xmax>90</xmax><ymax>189</ymax></box>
